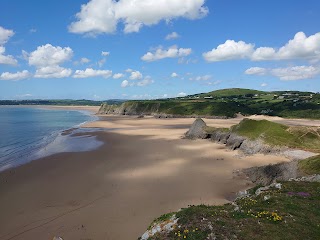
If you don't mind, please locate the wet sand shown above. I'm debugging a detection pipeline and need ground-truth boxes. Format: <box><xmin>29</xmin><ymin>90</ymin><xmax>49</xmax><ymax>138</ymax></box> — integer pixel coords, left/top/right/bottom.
<box><xmin>0</xmin><ymin>115</ymin><xmax>300</xmax><ymax>240</ymax></box>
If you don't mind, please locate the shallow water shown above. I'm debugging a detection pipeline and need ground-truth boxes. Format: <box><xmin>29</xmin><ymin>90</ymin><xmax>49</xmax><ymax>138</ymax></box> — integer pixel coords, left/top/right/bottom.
<box><xmin>0</xmin><ymin>106</ymin><xmax>100</xmax><ymax>171</ymax></box>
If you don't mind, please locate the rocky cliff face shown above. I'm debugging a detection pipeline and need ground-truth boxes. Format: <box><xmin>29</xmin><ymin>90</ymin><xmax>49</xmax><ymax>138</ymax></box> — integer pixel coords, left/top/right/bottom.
<box><xmin>98</xmin><ymin>102</ymin><xmax>162</xmax><ymax>115</ymax></box>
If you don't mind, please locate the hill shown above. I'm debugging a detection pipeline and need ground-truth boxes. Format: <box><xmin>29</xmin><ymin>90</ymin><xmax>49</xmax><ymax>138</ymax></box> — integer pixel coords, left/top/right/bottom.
<box><xmin>99</xmin><ymin>88</ymin><xmax>320</xmax><ymax>119</ymax></box>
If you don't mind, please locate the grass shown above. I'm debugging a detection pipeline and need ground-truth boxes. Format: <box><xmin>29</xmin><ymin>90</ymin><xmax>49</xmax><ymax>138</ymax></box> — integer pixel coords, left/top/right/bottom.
<box><xmin>100</xmin><ymin>88</ymin><xmax>320</xmax><ymax>119</ymax></box>
<box><xmin>145</xmin><ymin>181</ymin><xmax>320</xmax><ymax>240</ymax></box>
<box><xmin>230</xmin><ymin>119</ymin><xmax>320</xmax><ymax>152</ymax></box>
<box><xmin>298</xmin><ymin>155</ymin><xmax>320</xmax><ymax>175</ymax></box>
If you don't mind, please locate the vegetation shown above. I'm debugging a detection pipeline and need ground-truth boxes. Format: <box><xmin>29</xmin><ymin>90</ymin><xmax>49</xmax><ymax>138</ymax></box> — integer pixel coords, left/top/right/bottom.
<box><xmin>122</xmin><ymin>88</ymin><xmax>320</xmax><ymax>119</ymax></box>
<box><xmin>230</xmin><ymin>119</ymin><xmax>320</xmax><ymax>152</ymax></box>
<box><xmin>299</xmin><ymin>155</ymin><xmax>320</xmax><ymax>175</ymax></box>
<box><xmin>145</xmin><ymin>181</ymin><xmax>320</xmax><ymax>240</ymax></box>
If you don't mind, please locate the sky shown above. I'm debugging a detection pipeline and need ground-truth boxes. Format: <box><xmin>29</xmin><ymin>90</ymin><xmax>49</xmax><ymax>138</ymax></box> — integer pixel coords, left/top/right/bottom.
<box><xmin>0</xmin><ymin>0</ymin><xmax>320</xmax><ymax>100</ymax></box>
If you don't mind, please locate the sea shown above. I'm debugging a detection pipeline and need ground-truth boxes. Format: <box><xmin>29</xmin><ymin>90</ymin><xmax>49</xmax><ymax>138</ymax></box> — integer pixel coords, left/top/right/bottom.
<box><xmin>0</xmin><ymin>106</ymin><xmax>102</xmax><ymax>171</ymax></box>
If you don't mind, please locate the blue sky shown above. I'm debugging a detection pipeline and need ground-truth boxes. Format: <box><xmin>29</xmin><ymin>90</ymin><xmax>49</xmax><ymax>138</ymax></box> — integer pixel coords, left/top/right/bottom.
<box><xmin>0</xmin><ymin>0</ymin><xmax>320</xmax><ymax>100</ymax></box>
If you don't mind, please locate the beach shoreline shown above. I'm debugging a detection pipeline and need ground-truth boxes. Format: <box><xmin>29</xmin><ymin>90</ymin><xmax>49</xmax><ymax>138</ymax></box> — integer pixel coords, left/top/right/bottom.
<box><xmin>0</xmin><ymin>106</ymin><xmax>101</xmax><ymax>172</ymax></box>
<box><xmin>0</xmin><ymin>115</ymin><xmax>300</xmax><ymax>240</ymax></box>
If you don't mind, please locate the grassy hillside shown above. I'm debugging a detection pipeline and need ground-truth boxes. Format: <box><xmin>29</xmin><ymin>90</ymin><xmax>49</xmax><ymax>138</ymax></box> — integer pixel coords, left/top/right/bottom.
<box><xmin>143</xmin><ymin>181</ymin><xmax>320</xmax><ymax>240</ymax></box>
<box><xmin>193</xmin><ymin>88</ymin><xmax>265</xmax><ymax>98</ymax></box>
<box><xmin>299</xmin><ymin>155</ymin><xmax>320</xmax><ymax>175</ymax></box>
<box><xmin>113</xmin><ymin>88</ymin><xmax>320</xmax><ymax>119</ymax></box>
<box><xmin>230</xmin><ymin>119</ymin><xmax>320</xmax><ymax>152</ymax></box>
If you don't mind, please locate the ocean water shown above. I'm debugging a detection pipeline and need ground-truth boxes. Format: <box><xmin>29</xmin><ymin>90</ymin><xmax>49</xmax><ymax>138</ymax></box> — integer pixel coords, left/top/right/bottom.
<box><xmin>0</xmin><ymin>106</ymin><xmax>101</xmax><ymax>171</ymax></box>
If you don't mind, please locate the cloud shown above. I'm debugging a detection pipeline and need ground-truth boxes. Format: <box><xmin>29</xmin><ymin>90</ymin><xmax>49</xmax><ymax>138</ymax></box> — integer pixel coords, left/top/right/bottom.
<box><xmin>113</xmin><ymin>73</ymin><xmax>124</xmax><ymax>79</ymax></box>
<box><xmin>0</xmin><ymin>26</ymin><xmax>14</xmax><ymax>45</ymax></box>
<box><xmin>254</xmin><ymin>32</ymin><xmax>320</xmax><ymax>61</ymax></box>
<box><xmin>35</xmin><ymin>66</ymin><xmax>72</xmax><ymax>78</ymax></box>
<box><xmin>121</xmin><ymin>76</ymin><xmax>154</xmax><ymax>87</ymax></box>
<box><xmin>69</xmin><ymin>0</ymin><xmax>208</xmax><ymax>35</ymax></box>
<box><xmin>28</xmin><ymin>44</ymin><xmax>73</xmax><ymax>67</ymax></box>
<box><xmin>73</xmin><ymin>68</ymin><xmax>112</xmax><ymax>78</ymax></box>
<box><xmin>177</xmin><ymin>92</ymin><xmax>187</xmax><ymax>97</ymax></box>
<box><xmin>80</xmin><ymin>57</ymin><xmax>90</xmax><ymax>63</ymax></box>
<box><xmin>25</xmin><ymin>44</ymin><xmax>73</xmax><ymax>78</ymax></box>
<box><xmin>74</xmin><ymin>57</ymin><xmax>91</xmax><ymax>65</ymax></box>
<box><xmin>245</xmin><ymin>65</ymin><xmax>320</xmax><ymax>80</ymax></box>
<box><xmin>270</xmin><ymin>66</ymin><xmax>320</xmax><ymax>80</ymax></box>
<box><xmin>98</xmin><ymin>58</ymin><xmax>106</xmax><ymax>67</ymax></box>
<box><xmin>0</xmin><ymin>46</ymin><xmax>17</xmax><ymax>65</ymax></box>
<box><xmin>171</xmin><ymin>72</ymin><xmax>179</xmax><ymax>78</ymax></box>
<box><xmin>261</xmin><ymin>83</ymin><xmax>267</xmax><ymax>87</ymax></box>
<box><xmin>129</xmin><ymin>70</ymin><xmax>142</xmax><ymax>80</ymax></box>
<box><xmin>166</xmin><ymin>32</ymin><xmax>180</xmax><ymax>40</ymax></box>
<box><xmin>121</xmin><ymin>80</ymin><xmax>130</xmax><ymax>88</ymax></box>
<box><xmin>141</xmin><ymin>45</ymin><xmax>192</xmax><ymax>62</ymax></box>
<box><xmin>245</xmin><ymin>67</ymin><xmax>267</xmax><ymax>76</ymax></box>
<box><xmin>189</xmin><ymin>74</ymin><xmax>212</xmax><ymax>81</ymax></box>
<box><xmin>0</xmin><ymin>70</ymin><xmax>31</xmax><ymax>81</ymax></box>
<box><xmin>204</xmin><ymin>32</ymin><xmax>320</xmax><ymax>62</ymax></box>
<box><xmin>203</xmin><ymin>40</ymin><xmax>254</xmax><ymax>62</ymax></box>
<box><xmin>101</xmin><ymin>51</ymin><xmax>110</xmax><ymax>56</ymax></box>
<box><xmin>125</xmin><ymin>68</ymin><xmax>133</xmax><ymax>73</ymax></box>
<box><xmin>136</xmin><ymin>76</ymin><xmax>154</xmax><ymax>86</ymax></box>
<box><xmin>0</xmin><ymin>26</ymin><xmax>18</xmax><ymax>65</ymax></box>
<box><xmin>29</xmin><ymin>28</ymin><xmax>37</xmax><ymax>33</ymax></box>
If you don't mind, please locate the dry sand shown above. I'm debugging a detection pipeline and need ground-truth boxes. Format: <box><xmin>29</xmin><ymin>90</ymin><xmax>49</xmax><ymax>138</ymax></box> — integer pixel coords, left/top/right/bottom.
<box><xmin>0</xmin><ymin>114</ymin><xmax>308</xmax><ymax>240</ymax></box>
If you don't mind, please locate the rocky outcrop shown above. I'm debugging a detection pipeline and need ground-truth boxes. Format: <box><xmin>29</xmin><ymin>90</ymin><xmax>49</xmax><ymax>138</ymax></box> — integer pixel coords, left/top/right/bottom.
<box><xmin>242</xmin><ymin>161</ymin><xmax>299</xmax><ymax>185</ymax></box>
<box><xmin>97</xmin><ymin>103</ymin><xmax>119</xmax><ymax>114</ymax></box>
<box><xmin>210</xmin><ymin>131</ymin><xmax>246</xmax><ymax>150</ymax></box>
<box><xmin>184</xmin><ymin>118</ymin><xmax>209</xmax><ymax>139</ymax></box>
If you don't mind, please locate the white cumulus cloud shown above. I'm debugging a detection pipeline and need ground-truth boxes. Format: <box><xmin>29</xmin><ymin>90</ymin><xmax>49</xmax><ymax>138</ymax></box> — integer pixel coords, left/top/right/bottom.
<box><xmin>26</xmin><ymin>44</ymin><xmax>73</xmax><ymax>78</ymax></box>
<box><xmin>203</xmin><ymin>40</ymin><xmax>254</xmax><ymax>62</ymax></box>
<box><xmin>0</xmin><ymin>70</ymin><xmax>31</xmax><ymax>81</ymax></box>
<box><xmin>271</xmin><ymin>66</ymin><xmax>320</xmax><ymax>81</ymax></box>
<box><xmin>0</xmin><ymin>26</ymin><xmax>14</xmax><ymax>45</ymax></box>
<box><xmin>142</xmin><ymin>46</ymin><xmax>192</xmax><ymax>62</ymax></box>
<box><xmin>245</xmin><ymin>65</ymin><xmax>320</xmax><ymax>81</ymax></box>
<box><xmin>204</xmin><ymin>32</ymin><xmax>320</xmax><ymax>62</ymax></box>
<box><xmin>28</xmin><ymin>44</ymin><xmax>73</xmax><ymax>67</ymax></box>
<box><xmin>245</xmin><ymin>67</ymin><xmax>267</xmax><ymax>76</ymax></box>
<box><xmin>129</xmin><ymin>71</ymin><xmax>143</xmax><ymax>80</ymax></box>
<box><xmin>69</xmin><ymin>0</ymin><xmax>208</xmax><ymax>35</ymax></box>
<box><xmin>34</xmin><ymin>66</ymin><xmax>72</xmax><ymax>78</ymax></box>
<box><xmin>0</xmin><ymin>26</ymin><xmax>17</xmax><ymax>65</ymax></box>
<box><xmin>80</xmin><ymin>57</ymin><xmax>90</xmax><ymax>63</ymax></box>
<box><xmin>113</xmin><ymin>73</ymin><xmax>124</xmax><ymax>79</ymax></box>
<box><xmin>73</xmin><ymin>68</ymin><xmax>112</xmax><ymax>78</ymax></box>
<box><xmin>171</xmin><ymin>72</ymin><xmax>179</xmax><ymax>78</ymax></box>
<box><xmin>177</xmin><ymin>92</ymin><xmax>187</xmax><ymax>97</ymax></box>
<box><xmin>166</xmin><ymin>32</ymin><xmax>180</xmax><ymax>40</ymax></box>
<box><xmin>121</xmin><ymin>80</ymin><xmax>130</xmax><ymax>88</ymax></box>
<box><xmin>189</xmin><ymin>74</ymin><xmax>212</xmax><ymax>81</ymax></box>
<box><xmin>0</xmin><ymin>46</ymin><xmax>17</xmax><ymax>65</ymax></box>
<box><xmin>101</xmin><ymin>51</ymin><xmax>110</xmax><ymax>56</ymax></box>
<box><xmin>136</xmin><ymin>76</ymin><xmax>154</xmax><ymax>86</ymax></box>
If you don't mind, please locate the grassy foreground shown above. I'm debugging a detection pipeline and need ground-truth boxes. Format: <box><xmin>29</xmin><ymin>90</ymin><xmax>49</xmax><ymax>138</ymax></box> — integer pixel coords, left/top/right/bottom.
<box><xmin>144</xmin><ymin>181</ymin><xmax>320</xmax><ymax>240</ymax></box>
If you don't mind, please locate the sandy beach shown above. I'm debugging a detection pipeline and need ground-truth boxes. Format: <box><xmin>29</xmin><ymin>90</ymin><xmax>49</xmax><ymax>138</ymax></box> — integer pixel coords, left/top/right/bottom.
<box><xmin>0</xmin><ymin>113</ymin><xmax>316</xmax><ymax>240</ymax></box>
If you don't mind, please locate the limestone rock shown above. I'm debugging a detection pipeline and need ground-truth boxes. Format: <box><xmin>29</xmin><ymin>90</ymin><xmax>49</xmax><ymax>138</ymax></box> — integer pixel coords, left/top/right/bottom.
<box><xmin>185</xmin><ymin>118</ymin><xmax>209</xmax><ymax>139</ymax></box>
